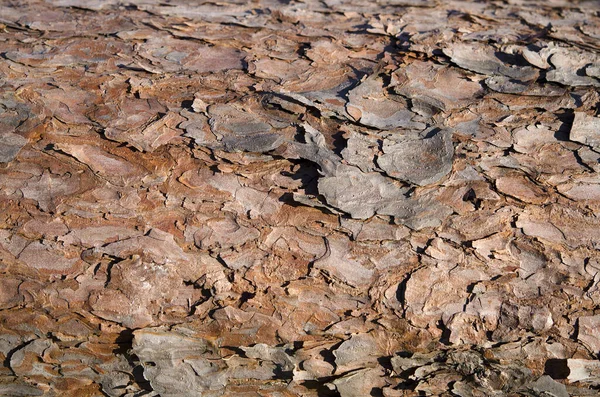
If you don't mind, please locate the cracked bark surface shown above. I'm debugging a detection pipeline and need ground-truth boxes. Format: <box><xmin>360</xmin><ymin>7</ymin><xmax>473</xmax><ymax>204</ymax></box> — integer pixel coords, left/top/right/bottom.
<box><xmin>1</xmin><ymin>0</ymin><xmax>600</xmax><ymax>396</ymax></box>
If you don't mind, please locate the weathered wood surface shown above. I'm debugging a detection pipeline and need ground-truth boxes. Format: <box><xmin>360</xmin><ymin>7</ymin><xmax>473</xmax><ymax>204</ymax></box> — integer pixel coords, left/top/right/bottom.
<box><xmin>1</xmin><ymin>0</ymin><xmax>600</xmax><ymax>395</ymax></box>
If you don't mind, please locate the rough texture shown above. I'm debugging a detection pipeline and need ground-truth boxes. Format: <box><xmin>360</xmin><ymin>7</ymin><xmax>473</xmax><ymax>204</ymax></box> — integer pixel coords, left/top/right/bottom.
<box><xmin>1</xmin><ymin>0</ymin><xmax>600</xmax><ymax>396</ymax></box>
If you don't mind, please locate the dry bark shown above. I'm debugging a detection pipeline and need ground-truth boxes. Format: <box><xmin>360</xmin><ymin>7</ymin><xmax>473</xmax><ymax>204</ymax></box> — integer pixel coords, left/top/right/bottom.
<box><xmin>1</xmin><ymin>0</ymin><xmax>600</xmax><ymax>396</ymax></box>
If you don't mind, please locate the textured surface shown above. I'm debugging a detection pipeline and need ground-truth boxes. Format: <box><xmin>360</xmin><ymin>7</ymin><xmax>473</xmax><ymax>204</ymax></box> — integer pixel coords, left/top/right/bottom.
<box><xmin>1</xmin><ymin>0</ymin><xmax>600</xmax><ymax>396</ymax></box>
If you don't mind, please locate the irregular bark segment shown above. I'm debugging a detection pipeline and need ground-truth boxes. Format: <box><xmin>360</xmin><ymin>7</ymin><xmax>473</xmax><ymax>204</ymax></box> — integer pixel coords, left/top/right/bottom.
<box><xmin>132</xmin><ymin>329</ymin><xmax>227</xmax><ymax>396</ymax></box>
<box><xmin>345</xmin><ymin>74</ymin><xmax>425</xmax><ymax>130</ymax></box>
<box><xmin>443</xmin><ymin>42</ymin><xmax>538</xmax><ymax>80</ymax></box>
<box><xmin>0</xmin><ymin>133</ymin><xmax>28</xmax><ymax>163</ymax></box>
<box><xmin>377</xmin><ymin>128</ymin><xmax>454</xmax><ymax>186</ymax></box>
<box><xmin>571</xmin><ymin>112</ymin><xmax>600</xmax><ymax>148</ymax></box>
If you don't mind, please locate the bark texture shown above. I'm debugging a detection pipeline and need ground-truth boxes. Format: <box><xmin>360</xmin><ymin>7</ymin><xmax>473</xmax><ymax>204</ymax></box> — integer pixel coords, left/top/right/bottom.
<box><xmin>1</xmin><ymin>0</ymin><xmax>600</xmax><ymax>396</ymax></box>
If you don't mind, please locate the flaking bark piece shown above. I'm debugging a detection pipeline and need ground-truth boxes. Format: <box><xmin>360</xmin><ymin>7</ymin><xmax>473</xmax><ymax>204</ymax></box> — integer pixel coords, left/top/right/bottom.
<box><xmin>0</xmin><ymin>132</ymin><xmax>28</xmax><ymax>163</ymax></box>
<box><xmin>52</xmin><ymin>143</ymin><xmax>142</xmax><ymax>178</ymax></box>
<box><xmin>17</xmin><ymin>240</ymin><xmax>81</xmax><ymax>276</ymax></box>
<box><xmin>0</xmin><ymin>383</ymin><xmax>43</xmax><ymax>396</ymax></box>
<box><xmin>311</xmin><ymin>236</ymin><xmax>374</xmax><ymax>288</ymax></box>
<box><xmin>333</xmin><ymin>333</ymin><xmax>381</xmax><ymax>371</ymax></box>
<box><xmin>566</xmin><ymin>359</ymin><xmax>600</xmax><ymax>383</ymax></box>
<box><xmin>377</xmin><ymin>128</ymin><xmax>454</xmax><ymax>186</ymax></box>
<box><xmin>250</xmin><ymin>58</ymin><xmax>313</xmax><ymax>87</ymax></box>
<box><xmin>393</xmin><ymin>61</ymin><xmax>484</xmax><ymax>113</ymax></box>
<box><xmin>100</xmin><ymin>97</ymin><xmax>167</xmax><ymax>146</ymax></box>
<box><xmin>193</xmin><ymin>216</ymin><xmax>260</xmax><ymax>250</ymax></box>
<box><xmin>305</xmin><ymin>40</ymin><xmax>353</xmax><ymax>65</ymax></box>
<box><xmin>328</xmin><ymin>368</ymin><xmax>386</xmax><ymax>397</ymax></box>
<box><xmin>546</xmin><ymin>47</ymin><xmax>600</xmax><ymax>87</ymax></box>
<box><xmin>20</xmin><ymin>170</ymin><xmax>81</xmax><ymax>213</ymax></box>
<box><xmin>586</xmin><ymin>64</ymin><xmax>600</xmax><ymax>79</ymax></box>
<box><xmin>443</xmin><ymin>42</ymin><xmax>538</xmax><ymax>81</ymax></box>
<box><xmin>512</xmin><ymin>124</ymin><xmax>559</xmax><ymax>154</ymax></box>
<box><xmin>570</xmin><ymin>112</ymin><xmax>600</xmax><ymax>149</ymax></box>
<box><xmin>275</xmin><ymin>77</ymin><xmax>358</xmax><ymax>119</ymax></box>
<box><xmin>6</xmin><ymin>38</ymin><xmax>129</xmax><ymax>71</ymax></box>
<box><xmin>138</xmin><ymin>36</ymin><xmax>246</xmax><ymax>74</ymax></box>
<box><xmin>104</xmin><ymin>112</ymin><xmax>186</xmax><ymax>153</ymax></box>
<box><xmin>241</xmin><ymin>344</ymin><xmax>295</xmax><ymax>372</ymax></box>
<box><xmin>525</xmin><ymin>375</ymin><xmax>569</xmax><ymax>397</ymax></box>
<box><xmin>522</xmin><ymin>43</ymin><xmax>557</xmax><ymax>69</ymax></box>
<box><xmin>296</xmin><ymin>78</ymin><xmax>357</xmax><ymax>118</ymax></box>
<box><xmin>132</xmin><ymin>329</ymin><xmax>227</xmax><ymax>396</ymax></box>
<box><xmin>293</xmin><ymin>124</ymin><xmax>452</xmax><ymax>228</ymax></box>
<box><xmin>340</xmin><ymin>130</ymin><xmax>379</xmax><ymax>172</ymax></box>
<box><xmin>180</xmin><ymin>109</ymin><xmax>214</xmax><ymax>146</ymax></box>
<box><xmin>485</xmin><ymin>76</ymin><xmax>566</xmax><ymax>96</ymax></box>
<box><xmin>345</xmin><ymin>74</ymin><xmax>425</xmax><ymax>130</ymax></box>
<box><xmin>207</xmin><ymin>99</ymin><xmax>288</xmax><ymax>153</ymax></box>
<box><xmin>495</xmin><ymin>175</ymin><xmax>547</xmax><ymax>204</ymax></box>
<box><xmin>577</xmin><ymin>316</ymin><xmax>600</xmax><ymax>355</ymax></box>
<box><xmin>89</xmin><ymin>256</ymin><xmax>198</xmax><ymax>328</ymax></box>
